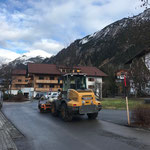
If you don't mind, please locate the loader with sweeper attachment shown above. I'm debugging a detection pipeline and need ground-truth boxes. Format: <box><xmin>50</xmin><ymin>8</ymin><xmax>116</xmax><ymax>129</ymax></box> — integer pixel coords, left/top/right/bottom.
<box><xmin>51</xmin><ymin>73</ymin><xmax>102</xmax><ymax>121</ymax></box>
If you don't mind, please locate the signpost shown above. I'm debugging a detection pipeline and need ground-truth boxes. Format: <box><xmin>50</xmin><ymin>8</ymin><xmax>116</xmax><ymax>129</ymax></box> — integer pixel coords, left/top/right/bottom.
<box><xmin>124</xmin><ymin>74</ymin><xmax>130</xmax><ymax>125</ymax></box>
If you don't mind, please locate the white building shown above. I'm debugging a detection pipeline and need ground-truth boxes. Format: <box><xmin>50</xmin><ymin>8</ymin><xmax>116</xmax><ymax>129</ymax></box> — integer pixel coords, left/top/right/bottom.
<box><xmin>79</xmin><ymin>66</ymin><xmax>107</xmax><ymax>99</ymax></box>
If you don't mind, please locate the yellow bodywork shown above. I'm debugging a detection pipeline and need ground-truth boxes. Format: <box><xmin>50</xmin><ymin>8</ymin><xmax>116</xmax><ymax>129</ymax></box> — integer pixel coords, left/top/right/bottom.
<box><xmin>67</xmin><ymin>89</ymin><xmax>101</xmax><ymax>107</ymax></box>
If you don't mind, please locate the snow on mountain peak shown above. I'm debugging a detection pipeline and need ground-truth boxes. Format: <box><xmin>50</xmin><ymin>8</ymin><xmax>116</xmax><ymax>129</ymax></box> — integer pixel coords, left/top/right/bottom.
<box><xmin>79</xmin><ymin>37</ymin><xmax>89</xmax><ymax>44</ymax></box>
<box><xmin>10</xmin><ymin>55</ymin><xmax>45</xmax><ymax>66</ymax></box>
<box><xmin>79</xmin><ymin>8</ymin><xmax>150</xmax><ymax>46</ymax></box>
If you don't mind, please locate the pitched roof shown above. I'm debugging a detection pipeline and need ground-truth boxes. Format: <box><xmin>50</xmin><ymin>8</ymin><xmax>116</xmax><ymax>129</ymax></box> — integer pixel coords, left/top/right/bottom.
<box><xmin>27</xmin><ymin>63</ymin><xmax>107</xmax><ymax>77</ymax></box>
<box><xmin>79</xmin><ymin>66</ymin><xmax>107</xmax><ymax>77</ymax></box>
<box><xmin>28</xmin><ymin>63</ymin><xmax>61</xmax><ymax>75</ymax></box>
<box><xmin>12</xmin><ymin>69</ymin><xmax>26</xmax><ymax>75</ymax></box>
<box><xmin>125</xmin><ymin>49</ymin><xmax>150</xmax><ymax>64</ymax></box>
<box><xmin>57</xmin><ymin>65</ymin><xmax>80</xmax><ymax>69</ymax></box>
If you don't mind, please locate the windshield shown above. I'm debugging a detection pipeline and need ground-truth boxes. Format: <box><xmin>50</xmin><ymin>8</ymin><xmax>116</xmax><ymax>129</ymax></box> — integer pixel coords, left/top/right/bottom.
<box><xmin>63</xmin><ymin>75</ymin><xmax>87</xmax><ymax>91</ymax></box>
<box><xmin>71</xmin><ymin>76</ymin><xmax>86</xmax><ymax>90</ymax></box>
<box><xmin>53</xmin><ymin>93</ymin><xmax>57</xmax><ymax>96</ymax></box>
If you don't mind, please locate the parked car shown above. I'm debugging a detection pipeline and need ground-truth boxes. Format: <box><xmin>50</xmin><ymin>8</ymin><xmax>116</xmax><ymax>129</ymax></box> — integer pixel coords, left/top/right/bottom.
<box><xmin>0</xmin><ymin>91</ymin><xmax>3</xmax><ymax>109</ymax></box>
<box><xmin>35</xmin><ymin>92</ymin><xmax>52</xmax><ymax>100</ymax></box>
<box><xmin>48</xmin><ymin>92</ymin><xmax>59</xmax><ymax>102</ymax></box>
<box><xmin>35</xmin><ymin>93</ymin><xmax>45</xmax><ymax>99</ymax></box>
<box><xmin>45</xmin><ymin>92</ymin><xmax>51</xmax><ymax>99</ymax></box>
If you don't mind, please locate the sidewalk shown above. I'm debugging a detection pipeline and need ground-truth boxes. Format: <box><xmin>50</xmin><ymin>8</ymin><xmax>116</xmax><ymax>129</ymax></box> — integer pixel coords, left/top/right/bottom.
<box><xmin>0</xmin><ymin>111</ymin><xmax>23</xmax><ymax>150</ymax></box>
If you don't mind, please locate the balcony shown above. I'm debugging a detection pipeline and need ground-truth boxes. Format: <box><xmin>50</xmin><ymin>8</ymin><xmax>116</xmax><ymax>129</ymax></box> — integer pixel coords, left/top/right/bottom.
<box><xmin>35</xmin><ymin>88</ymin><xmax>61</xmax><ymax>92</ymax></box>
<box><xmin>11</xmin><ymin>87</ymin><xmax>21</xmax><ymax>90</ymax></box>
<box><xmin>12</xmin><ymin>81</ymin><xmax>29</xmax><ymax>85</ymax></box>
<box><xmin>36</xmin><ymin>80</ymin><xmax>62</xmax><ymax>84</ymax></box>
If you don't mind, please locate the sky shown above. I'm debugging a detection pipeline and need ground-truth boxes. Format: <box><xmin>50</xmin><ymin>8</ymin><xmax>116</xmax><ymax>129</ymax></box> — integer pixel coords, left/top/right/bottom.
<box><xmin>0</xmin><ymin>0</ymin><xmax>146</xmax><ymax>62</ymax></box>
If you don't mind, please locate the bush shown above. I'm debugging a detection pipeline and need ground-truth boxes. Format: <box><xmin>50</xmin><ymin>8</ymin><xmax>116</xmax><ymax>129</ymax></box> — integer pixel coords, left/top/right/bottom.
<box><xmin>3</xmin><ymin>93</ymin><xmax>14</xmax><ymax>101</ymax></box>
<box><xmin>12</xmin><ymin>93</ymin><xmax>25</xmax><ymax>102</ymax></box>
<box><xmin>3</xmin><ymin>93</ymin><xmax>26</xmax><ymax>102</ymax></box>
<box><xmin>131</xmin><ymin>105</ymin><xmax>150</xmax><ymax>126</ymax></box>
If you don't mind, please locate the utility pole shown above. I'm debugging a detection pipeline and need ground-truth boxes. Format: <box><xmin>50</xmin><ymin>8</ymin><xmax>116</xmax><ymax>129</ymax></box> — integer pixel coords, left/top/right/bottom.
<box><xmin>124</xmin><ymin>74</ymin><xmax>130</xmax><ymax>125</ymax></box>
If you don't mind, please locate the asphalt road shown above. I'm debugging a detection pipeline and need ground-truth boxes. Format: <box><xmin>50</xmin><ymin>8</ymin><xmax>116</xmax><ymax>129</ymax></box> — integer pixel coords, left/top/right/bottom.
<box><xmin>100</xmin><ymin>109</ymin><xmax>131</xmax><ymax>125</ymax></box>
<box><xmin>2</xmin><ymin>101</ymin><xmax>150</xmax><ymax>150</ymax></box>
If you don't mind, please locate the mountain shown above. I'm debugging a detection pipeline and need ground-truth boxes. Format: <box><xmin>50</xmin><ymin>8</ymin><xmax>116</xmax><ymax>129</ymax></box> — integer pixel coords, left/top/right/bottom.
<box><xmin>10</xmin><ymin>55</ymin><xmax>45</xmax><ymax>69</ymax></box>
<box><xmin>0</xmin><ymin>55</ymin><xmax>45</xmax><ymax>71</ymax></box>
<box><xmin>43</xmin><ymin>9</ymin><xmax>150</xmax><ymax>69</ymax></box>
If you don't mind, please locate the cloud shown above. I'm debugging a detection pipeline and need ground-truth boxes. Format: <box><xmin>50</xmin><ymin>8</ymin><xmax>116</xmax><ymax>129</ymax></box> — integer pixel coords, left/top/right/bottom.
<box><xmin>0</xmin><ymin>48</ymin><xmax>21</xmax><ymax>62</ymax></box>
<box><xmin>31</xmin><ymin>39</ymin><xmax>64</xmax><ymax>54</ymax></box>
<box><xmin>0</xmin><ymin>0</ymin><xmax>146</xmax><ymax>62</ymax></box>
<box><xmin>22</xmin><ymin>49</ymin><xmax>52</xmax><ymax>58</ymax></box>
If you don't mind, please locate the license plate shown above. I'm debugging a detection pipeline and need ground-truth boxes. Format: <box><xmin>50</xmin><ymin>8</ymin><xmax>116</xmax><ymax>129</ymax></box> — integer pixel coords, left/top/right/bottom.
<box><xmin>79</xmin><ymin>105</ymin><xmax>97</xmax><ymax>114</ymax></box>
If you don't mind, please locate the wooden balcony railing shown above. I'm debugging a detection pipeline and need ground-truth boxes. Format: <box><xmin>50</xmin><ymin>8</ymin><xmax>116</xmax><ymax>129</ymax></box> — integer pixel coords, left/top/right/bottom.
<box><xmin>11</xmin><ymin>87</ymin><xmax>22</xmax><ymax>90</ymax></box>
<box><xmin>12</xmin><ymin>82</ymin><xmax>29</xmax><ymax>85</ymax></box>
<box><xmin>35</xmin><ymin>80</ymin><xmax>62</xmax><ymax>84</ymax></box>
<box><xmin>35</xmin><ymin>88</ymin><xmax>61</xmax><ymax>92</ymax></box>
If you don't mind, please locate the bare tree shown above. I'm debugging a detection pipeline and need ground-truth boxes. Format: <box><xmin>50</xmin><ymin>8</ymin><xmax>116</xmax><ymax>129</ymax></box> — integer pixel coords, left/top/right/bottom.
<box><xmin>129</xmin><ymin>57</ymin><xmax>150</xmax><ymax>97</ymax></box>
<box><xmin>0</xmin><ymin>64</ymin><xmax>12</xmax><ymax>94</ymax></box>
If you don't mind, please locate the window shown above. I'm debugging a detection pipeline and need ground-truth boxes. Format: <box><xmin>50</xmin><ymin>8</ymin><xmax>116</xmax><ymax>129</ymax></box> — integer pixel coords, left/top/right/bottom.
<box><xmin>88</xmin><ymin>85</ymin><xmax>94</xmax><ymax>89</ymax></box>
<box><xmin>38</xmin><ymin>84</ymin><xmax>44</xmax><ymax>88</ymax></box>
<box><xmin>25</xmin><ymin>80</ymin><xmax>28</xmax><ymax>82</ymax></box>
<box><xmin>49</xmin><ymin>84</ymin><xmax>54</xmax><ymax>88</ymax></box>
<box><xmin>58</xmin><ymin>78</ymin><xmax>61</xmax><ymax>84</ymax></box>
<box><xmin>75</xmin><ymin>69</ymin><xmax>81</xmax><ymax>73</ymax></box>
<box><xmin>39</xmin><ymin>76</ymin><xmax>44</xmax><ymax>80</ymax></box>
<box><xmin>18</xmin><ymin>79</ymin><xmax>22</xmax><ymax>82</ymax></box>
<box><xmin>16</xmin><ymin>85</ymin><xmax>21</xmax><ymax>88</ymax></box>
<box><xmin>121</xmin><ymin>72</ymin><xmax>124</xmax><ymax>76</ymax></box>
<box><xmin>88</xmin><ymin>78</ymin><xmax>95</xmax><ymax>82</ymax></box>
<box><xmin>50</xmin><ymin>76</ymin><xmax>54</xmax><ymax>80</ymax></box>
<box><xmin>66</xmin><ymin>69</ymin><xmax>70</xmax><ymax>73</ymax></box>
<box><xmin>60</xmin><ymin>84</ymin><xmax>63</xmax><ymax>88</ymax></box>
<box><xmin>62</xmin><ymin>69</ymin><xmax>66</xmax><ymax>73</ymax></box>
<box><xmin>77</xmin><ymin>69</ymin><xmax>81</xmax><ymax>73</ymax></box>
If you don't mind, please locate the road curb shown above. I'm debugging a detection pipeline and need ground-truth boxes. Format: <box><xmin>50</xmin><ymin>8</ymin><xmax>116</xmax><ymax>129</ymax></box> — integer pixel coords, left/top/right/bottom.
<box><xmin>0</xmin><ymin>111</ymin><xmax>24</xmax><ymax>150</ymax></box>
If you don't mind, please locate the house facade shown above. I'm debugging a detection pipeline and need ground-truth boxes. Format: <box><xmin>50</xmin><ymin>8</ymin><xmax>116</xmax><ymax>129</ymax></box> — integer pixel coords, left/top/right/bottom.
<box><xmin>11</xmin><ymin>64</ymin><xmax>107</xmax><ymax>99</ymax></box>
<box><xmin>11</xmin><ymin>70</ymin><xmax>34</xmax><ymax>98</ymax></box>
<box><xmin>28</xmin><ymin>64</ymin><xmax>63</xmax><ymax>97</ymax></box>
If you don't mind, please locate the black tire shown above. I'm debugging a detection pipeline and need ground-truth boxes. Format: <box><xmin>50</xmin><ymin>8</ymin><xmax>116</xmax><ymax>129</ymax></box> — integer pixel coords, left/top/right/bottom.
<box><xmin>51</xmin><ymin>102</ymin><xmax>58</xmax><ymax>116</ymax></box>
<box><xmin>0</xmin><ymin>104</ymin><xmax>2</xmax><ymax>110</ymax></box>
<box><xmin>60</xmin><ymin>103</ymin><xmax>72</xmax><ymax>122</ymax></box>
<box><xmin>40</xmin><ymin>109</ymin><xmax>44</xmax><ymax>113</ymax></box>
<box><xmin>38</xmin><ymin>104</ymin><xmax>41</xmax><ymax>109</ymax></box>
<box><xmin>87</xmin><ymin>113</ymin><xmax>98</xmax><ymax>119</ymax></box>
